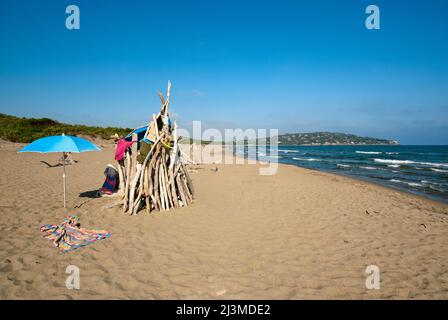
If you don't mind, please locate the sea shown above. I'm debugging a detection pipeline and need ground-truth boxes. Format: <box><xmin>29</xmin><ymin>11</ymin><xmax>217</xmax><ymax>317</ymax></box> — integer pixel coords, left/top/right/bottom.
<box><xmin>238</xmin><ymin>145</ymin><xmax>448</xmax><ymax>203</ymax></box>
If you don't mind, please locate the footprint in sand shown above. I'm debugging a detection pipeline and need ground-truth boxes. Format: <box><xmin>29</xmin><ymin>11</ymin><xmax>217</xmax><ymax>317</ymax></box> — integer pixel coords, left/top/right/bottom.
<box><xmin>216</xmin><ymin>289</ymin><xmax>227</xmax><ymax>296</ymax></box>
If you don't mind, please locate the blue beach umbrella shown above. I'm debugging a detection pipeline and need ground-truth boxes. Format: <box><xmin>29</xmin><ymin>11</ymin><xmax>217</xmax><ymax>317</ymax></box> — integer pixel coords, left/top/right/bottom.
<box><xmin>19</xmin><ymin>134</ymin><xmax>101</xmax><ymax>208</ymax></box>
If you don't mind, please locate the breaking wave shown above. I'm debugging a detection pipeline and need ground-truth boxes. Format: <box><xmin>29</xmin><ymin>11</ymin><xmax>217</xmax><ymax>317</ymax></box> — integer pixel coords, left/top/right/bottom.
<box><xmin>278</xmin><ymin>149</ymin><xmax>300</xmax><ymax>154</ymax></box>
<box><xmin>374</xmin><ymin>159</ymin><xmax>448</xmax><ymax>168</ymax></box>
<box><xmin>431</xmin><ymin>168</ymin><xmax>448</xmax><ymax>173</ymax></box>
<box><xmin>355</xmin><ymin>151</ymin><xmax>382</xmax><ymax>154</ymax></box>
<box><xmin>292</xmin><ymin>157</ymin><xmax>321</xmax><ymax>162</ymax></box>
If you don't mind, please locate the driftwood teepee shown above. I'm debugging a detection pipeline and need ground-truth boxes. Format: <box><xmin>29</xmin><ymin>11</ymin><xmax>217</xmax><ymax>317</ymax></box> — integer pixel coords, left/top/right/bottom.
<box><xmin>116</xmin><ymin>81</ymin><xmax>194</xmax><ymax>214</ymax></box>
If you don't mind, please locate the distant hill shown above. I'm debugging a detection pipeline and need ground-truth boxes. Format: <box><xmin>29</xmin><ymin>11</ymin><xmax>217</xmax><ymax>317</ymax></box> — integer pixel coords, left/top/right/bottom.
<box><xmin>258</xmin><ymin>132</ymin><xmax>399</xmax><ymax>146</ymax></box>
<box><xmin>0</xmin><ymin>113</ymin><xmax>132</xmax><ymax>143</ymax></box>
<box><xmin>180</xmin><ymin>132</ymin><xmax>398</xmax><ymax>145</ymax></box>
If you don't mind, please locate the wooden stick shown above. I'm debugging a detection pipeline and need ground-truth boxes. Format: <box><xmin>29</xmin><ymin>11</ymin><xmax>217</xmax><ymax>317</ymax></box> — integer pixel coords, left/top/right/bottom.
<box><xmin>147</xmin><ymin>146</ymin><xmax>160</xmax><ymax>212</ymax></box>
<box><xmin>176</xmin><ymin>175</ymin><xmax>188</xmax><ymax>206</ymax></box>
<box><xmin>158</xmin><ymin>162</ymin><xmax>165</xmax><ymax>210</ymax></box>
<box><xmin>146</xmin><ymin>165</ymin><xmax>153</xmax><ymax>213</ymax></box>
<box><xmin>129</xmin><ymin>133</ymin><xmax>138</xmax><ymax>180</ymax></box>
<box><xmin>128</xmin><ymin>162</ymin><xmax>142</xmax><ymax>214</ymax></box>
<box><xmin>169</xmin><ymin>172</ymin><xmax>179</xmax><ymax>207</ymax></box>
<box><xmin>182</xmin><ymin>163</ymin><xmax>195</xmax><ymax>197</ymax></box>
<box><xmin>143</xmin><ymin>166</ymin><xmax>150</xmax><ymax>213</ymax></box>
<box><xmin>164</xmin><ymin>80</ymin><xmax>171</xmax><ymax>117</ymax></box>
<box><xmin>180</xmin><ymin>172</ymin><xmax>192</xmax><ymax>204</ymax></box>
<box><xmin>168</xmin><ymin>123</ymin><xmax>180</xmax><ymax>207</ymax></box>
<box><xmin>161</xmin><ymin>162</ymin><xmax>169</xmax><ymax>210</ymax></box>
<box><xmin>157</xmin><ymin>91</ymin><xmax>165</xmax><ymax>108</ymax></box>
<box><xmin>153</xmin><ymin>114</ymin><xmax>159</xmax><ymax>139</ymax></box>
<box><xmin>164</xmin><ymin>164</ymin><xmax>173</xmax><ymax>208</ymax></box>
<box><xmin>123</xmin><ymin>150</ymin><xmax>131</xmax><ymax>213</ymax></box>
<box><xmin>161</xmin><ymin>148</ymin><xmax>174</xmax><ymax>208</ymax></box>
<box><xmin>159</xmin><ymin>157</ymin><xmax>166</xmax><ymax>210</ymax></box>
<box><xmin>132</xmin><ymin>135</ymin><xmax>163</xmax><ymax>211</ymax></box>
<box><xmin>116</xmin><ymin>159</ymin><xmax>125</xmax><ymax>196</ymax></box>
<box><xmin>154</xmin><ymin>157</ymin><xmax>161</xmax><ymax>210</ymax></box>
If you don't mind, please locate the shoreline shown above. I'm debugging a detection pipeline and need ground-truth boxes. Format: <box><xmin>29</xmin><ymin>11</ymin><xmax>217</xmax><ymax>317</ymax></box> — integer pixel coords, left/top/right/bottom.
<box><xmin>279</xmin><ymin>162</ymin><xmax>448</xmax><ymax>206</ymax></box>
<box><xmin>229</xmin><ymin>148</ymin><xmax>448</xmax><ymax>207</ymax></box>
<box><xmin>228</xmin><ymin>145</ymin><xmax>448</xmax><ymax>205</ymax></box>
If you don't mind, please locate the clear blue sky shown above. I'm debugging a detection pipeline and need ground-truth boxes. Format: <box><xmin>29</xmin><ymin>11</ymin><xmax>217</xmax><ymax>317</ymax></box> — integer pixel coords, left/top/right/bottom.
<box><xmin>0</xmin><ymin>0</ymin><xmax>447</xmax><ymax>144</ymax></box>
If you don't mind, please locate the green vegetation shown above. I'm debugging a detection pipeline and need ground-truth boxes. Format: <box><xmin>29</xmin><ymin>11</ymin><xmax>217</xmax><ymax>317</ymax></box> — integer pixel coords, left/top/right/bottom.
<box><xmin>259</xmin><ymin>132</ymin><xmax>399</xmax><ymax>145</ymax></box>
<box><xmin>0</xmin><ymin>113</ymin><xmax>133</xmax><ymax>143</ymax></box>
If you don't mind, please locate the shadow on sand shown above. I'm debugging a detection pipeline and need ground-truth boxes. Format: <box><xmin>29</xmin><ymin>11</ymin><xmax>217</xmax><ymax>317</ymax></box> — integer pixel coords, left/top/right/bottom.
<box><xmin>40</xmin><ymin>160</ymin><xmax>78</xmax><ymax>168</ymax></box>
<box><xmin>79</xmin><ymin>190</ymin><xmax>100</xmax><ymax>198</ymax></box>
<box><xmin>40</xmin><ymin>161</ymin><xmax>62</xmax><ymax>168</ymax></box>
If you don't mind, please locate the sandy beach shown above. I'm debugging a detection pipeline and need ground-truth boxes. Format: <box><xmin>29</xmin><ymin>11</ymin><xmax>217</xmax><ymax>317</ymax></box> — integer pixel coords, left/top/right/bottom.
<box><xmin>1</xmin><ymin>139</ymin><xmax>448</xmax><ymax>300</ymax></box>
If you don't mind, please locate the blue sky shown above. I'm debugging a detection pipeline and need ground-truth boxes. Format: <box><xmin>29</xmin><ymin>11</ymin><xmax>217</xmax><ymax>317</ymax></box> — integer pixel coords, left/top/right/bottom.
<box><xmin>0</xmin><ymin>0</ymin><xmax>447</xmax><ymax>144</ymax></box>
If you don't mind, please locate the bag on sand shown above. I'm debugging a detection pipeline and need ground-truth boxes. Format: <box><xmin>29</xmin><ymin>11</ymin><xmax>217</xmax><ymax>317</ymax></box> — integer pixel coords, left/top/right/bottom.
<box><xmin>100</xmin><ymin>164</ymin><xmax>118</xmax><ymax>195</ymax></box>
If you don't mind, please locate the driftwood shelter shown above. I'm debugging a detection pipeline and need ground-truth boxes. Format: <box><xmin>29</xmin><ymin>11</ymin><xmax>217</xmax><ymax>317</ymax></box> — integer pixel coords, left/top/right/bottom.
<box><xmin>114</xmin><ymin>81</ymin><xmax>194</xmax><ymax>214</ymax></box>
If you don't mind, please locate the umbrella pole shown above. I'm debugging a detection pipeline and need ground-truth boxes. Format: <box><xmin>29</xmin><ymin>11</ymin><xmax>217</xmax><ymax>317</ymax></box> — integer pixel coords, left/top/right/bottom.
<box><xmin>63</xmin><ymin>152</ymin><xmax>67</xmax><ymax>208</ymax></box>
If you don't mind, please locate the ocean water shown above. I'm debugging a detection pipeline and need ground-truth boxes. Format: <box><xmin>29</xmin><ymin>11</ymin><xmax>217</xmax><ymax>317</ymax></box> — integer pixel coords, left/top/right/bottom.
<box><xmin>240</xmin><ymin>145</ymin><xmax>448</xmax><ymax>203</ymax></box>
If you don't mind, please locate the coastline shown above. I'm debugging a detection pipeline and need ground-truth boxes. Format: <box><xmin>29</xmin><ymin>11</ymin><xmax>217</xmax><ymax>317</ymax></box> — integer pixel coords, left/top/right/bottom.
<box><xmin>231</xmin><ymin>145</ymin><xmax>448</xmax><ymax>205</ymax></box>
<box><xmin>213</xmin><ymin>143</ymin><xmax>447</xmax><ymax>206</ymax></box>
<box><xmin>1</xmin><ymin>141</ymin><xmax>448</xmax><ymax>299</ymax></box>
<box><xmin>276</xmin><ymin>160</ymin><xmax>448</xmax><ymax>207</ymax></box>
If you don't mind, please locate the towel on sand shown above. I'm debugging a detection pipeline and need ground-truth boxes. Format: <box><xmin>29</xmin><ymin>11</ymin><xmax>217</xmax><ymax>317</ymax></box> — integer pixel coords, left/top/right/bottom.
<box><xmin>40</xmin><ymin>215</ymin><xmax>111</xmax><ymax>252</ymax></box>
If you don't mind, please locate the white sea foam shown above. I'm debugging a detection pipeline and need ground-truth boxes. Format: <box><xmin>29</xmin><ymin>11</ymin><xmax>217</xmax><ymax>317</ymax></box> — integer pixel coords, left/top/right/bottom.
<box><xmin>431</xmin><ymin>168</ymin><xmax>448</xmax><ymax>173</ymax></box>
<box><xmin>292</xmin><ymin>157</ymin><xmax>321</xmax><ymax>162</ymax></box>
<box><xmin>386</xmin><ymin>152</ymin><xmax>399</xmax><ymax>155</ymax></box>
<box><xmin>391</xmin><ymin>179</ymin><xmax>430</xmax><ymax>188</ymax></box>
<box><xmin>387</xmin><ymin>164</ymin><xmax>400</xmax><ymax>168</ymax></box>
<box><xmin>337</xmin><ymin>164</ymin><xmax>350</xmax><ymax>168</ymax></box>
<box><xmin>356</xmin><ymin>151</ymin><xmax>382</xmax><ymax>154</ymax></box>
<box><xmin>430</xmin><ymin>185</ymin><xmax>446</xmax><ymax>192</ymax></box>
<box><xmin>408</xmin><ymin>182</ymin><xmax>423</xmax><ymax>187</ymax></box>
<box><xmin>278</xmin><ymin>149</ymin><xmax>300</xmax><ymax>153</ymax></box>
<box><xmin>374</xmin><ymin>159</ymin><xmax>414</xmax><ymax>165</ymax></box>
<box><xmin>420</xmin><ymin>162</ymin><xmax>448</xmax><ymax>168</ymax></box>
<box><xmin>373</xmin><ymin>158</ymin><xmax>448</xmax><ymax>168</ymax></box>
<box><xmin>360</xmin><ymin>166</ymin><xmax>377</xmax><ymax>170</ymax></box>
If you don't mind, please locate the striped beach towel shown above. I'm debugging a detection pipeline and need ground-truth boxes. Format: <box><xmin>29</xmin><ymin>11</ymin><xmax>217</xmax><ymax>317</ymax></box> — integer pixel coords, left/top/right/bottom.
<box><xmin>40</xmin><ymin>215</ymin><xmax>111</xmax><ymax>252</ymax></box>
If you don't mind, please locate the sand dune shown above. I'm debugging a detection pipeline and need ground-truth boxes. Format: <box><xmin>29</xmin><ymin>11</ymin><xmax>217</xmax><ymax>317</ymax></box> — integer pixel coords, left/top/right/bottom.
<box><xmin>1</xmin><ymin>141</ymin><xmax>448</xmax><ymax>299</ymax></box>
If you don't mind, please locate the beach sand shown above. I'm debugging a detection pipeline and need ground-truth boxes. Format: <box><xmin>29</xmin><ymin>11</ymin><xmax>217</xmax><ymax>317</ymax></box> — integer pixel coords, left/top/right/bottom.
<box><xmin>1</xmin><ymin>140</ymin><xmax>448</xmax><ymax>299</ymax></box>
